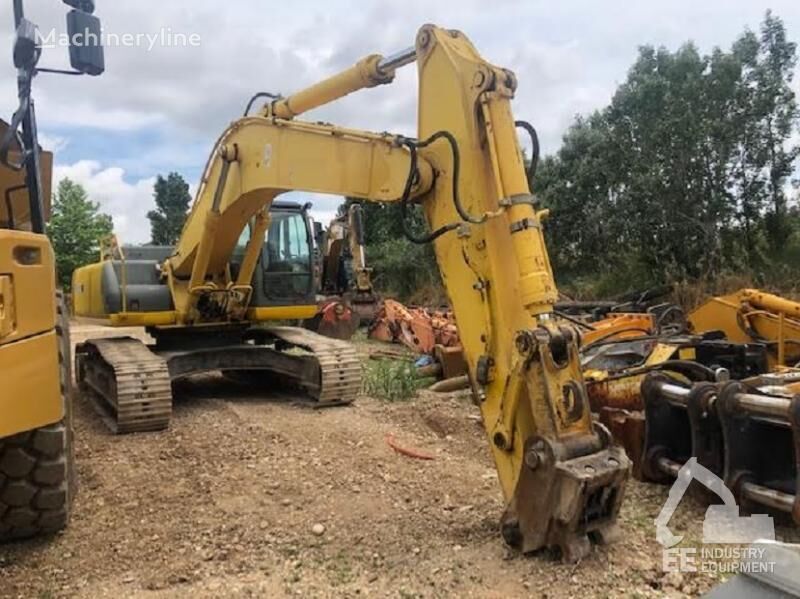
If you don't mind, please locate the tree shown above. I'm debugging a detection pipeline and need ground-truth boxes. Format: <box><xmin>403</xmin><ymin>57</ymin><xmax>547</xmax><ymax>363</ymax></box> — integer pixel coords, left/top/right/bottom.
<box><xmin>147</xmin><ymin>172</ymin><xmax>191</xmax><ymax>245</ymax></box>
<box><xmin>340</xmin><ymin>198</ymin><xmax>443</xmax><ymax>301</ymax></box>
<box><xmin>748</xmin><ymin>11</ymin><xmax>799</xmax><ymax>254</ymax></box>
<box><xmin>537</xmin><ymin>11</ymin><xmax>799</xmax><ymax>295</ymax></box>
<box><xmin>48</xmin><ymin>178</ymin><xmax>113</xmax><ymax>290</ymax></box>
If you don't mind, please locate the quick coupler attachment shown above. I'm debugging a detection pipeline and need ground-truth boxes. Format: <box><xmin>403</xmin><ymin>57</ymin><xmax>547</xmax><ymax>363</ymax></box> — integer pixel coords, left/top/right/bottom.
<box><xmin>717</xmin><ymin>380</ymin><xmax>800</xmax><ymax>525</ymax></box>
<box><xmin>641</xmin><ymin>372</ymin><xmax>800</xmax><ymax>525</ymax></box>
<box><xmin>500</xmin><ymin>424</ymin><xmax>630</xmax><ymax>563</ymax></box>
<box><xmin>641</xmin><ymin>373</ymin><xmax>723</xmax><ymax>485</ymax></box>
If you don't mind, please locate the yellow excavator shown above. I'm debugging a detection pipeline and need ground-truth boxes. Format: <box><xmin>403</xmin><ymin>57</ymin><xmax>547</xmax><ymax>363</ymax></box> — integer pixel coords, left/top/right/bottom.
<box><xmin>317</xmin><ymin>204</ymin><xmax>377</xmax><ymax>316</ymax></box>
<box><xmin>688</xmin><ymin>288</ymin><xmax>800</xmax><ymax>369</ymax></box>
<box><xmin>306</xmin><ymin>203</ymin><xmax>379</xmax><ymax>339</ymax></box>
<box><xmin>72</xmin><ymin>24</ymin><xmax>630</xmax><ymax>560</ymax></box>
<box><xmin>1</xmin><ymin>0</ymin><xmax>104</xmax><ymax>540</ymax></box>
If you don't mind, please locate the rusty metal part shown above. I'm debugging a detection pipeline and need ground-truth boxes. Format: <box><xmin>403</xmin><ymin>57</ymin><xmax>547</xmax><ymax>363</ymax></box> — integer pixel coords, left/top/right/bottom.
<box><xmin>368</xmin><ymin>299</ymin><xmax>460</xmax><ymax>354</ymax></box>
<box><xmin>584</xmin><ymin>341</ymin><xmax>680</xmax><ymax>411</ymax></box>
<box><xmin>307</xmin><ymin>299</ymin><xmax>360</xmax><ymax>341</ymax></box>
<box><xmin>433</xmin><ymin>344</ymin><xmax>468</xmax><ymax>379</ymax></box>
<box><xmin>415</xmin><ymin>363</ymin><xmax>442</xmax><ymax>378</ymax></box>
<box><xmin>75</xmin><ymin>337</ymin><xmax>172</xmax><ymax>434</ymax></box>
<box><xmin>597</xmin><ymin>408</ymin><xmax>645</xmax><ymax>479</ymax></box>
<box><xmin>428</xmin><ymin>375</ymin><xmax>470</xmax><ymax>393</ymax></box>
<box><xmin>585</xmin><ymin>335</ymin><xmax>768</xmax><ymax>414</ymax></box>
<box><xmin>385</xmin><ymin>433</ymin><xmax>435</xmax><ymax>460</ymax></box>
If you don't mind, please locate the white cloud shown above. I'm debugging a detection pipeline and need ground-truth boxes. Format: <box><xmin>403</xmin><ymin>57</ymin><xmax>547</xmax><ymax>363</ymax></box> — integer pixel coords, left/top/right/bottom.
<box><xmin>53</xmin><ymin>161</ymin><xmax>156</xmax><ymax>244</ymax></box>
<box><xmin>5</xmin><ymin>0</ymin><xmax>799</xmax><ymax>248</ymax></box>
<box><xmin>38</xmin><ymin>133</ymin><xmax>69</xmax><ymax>154</ymax></box>
<box><xmin>301</xmin><ymin>192</ymin><xmax>345</xmax><ymax>230</ymax></box>
<box><xmin>4</xmin><ymin>0</ymin><xmax>795</xmax><ymax>149</ymax></box>
<box><xmin>51</xmin><ymin>162</ymin><xmax>346</xmax><ymax>247</ymax></box>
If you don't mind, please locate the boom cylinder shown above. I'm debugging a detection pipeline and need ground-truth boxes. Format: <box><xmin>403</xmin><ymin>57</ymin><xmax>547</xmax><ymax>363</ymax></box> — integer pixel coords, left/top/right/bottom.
<box><xmin>265</xmin><ymin>49</ymin><xmax>416</xmax><ymax>120</ymax></box>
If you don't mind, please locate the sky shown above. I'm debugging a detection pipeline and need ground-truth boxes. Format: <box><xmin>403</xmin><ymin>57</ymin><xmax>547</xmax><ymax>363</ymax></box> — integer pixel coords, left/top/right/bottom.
<box><xmin>1</xmin><ymin>1</ymin><xmax>798</xmax><ymax>243</ymax></box>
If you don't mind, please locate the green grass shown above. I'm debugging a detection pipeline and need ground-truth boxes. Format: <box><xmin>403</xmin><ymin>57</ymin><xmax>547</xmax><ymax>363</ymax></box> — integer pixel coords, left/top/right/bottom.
<box><xmin>363</xmin><ymin>359</ymin><xmax>433</xmax><ymax>401</ymax></box>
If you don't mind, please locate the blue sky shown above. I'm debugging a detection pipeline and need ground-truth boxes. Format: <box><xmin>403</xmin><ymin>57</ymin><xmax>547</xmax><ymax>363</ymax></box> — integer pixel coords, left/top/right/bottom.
<box><xmin>1</xmin><ymin>0</ymin><xmax>798</xmax><ymax>242</ymax></box>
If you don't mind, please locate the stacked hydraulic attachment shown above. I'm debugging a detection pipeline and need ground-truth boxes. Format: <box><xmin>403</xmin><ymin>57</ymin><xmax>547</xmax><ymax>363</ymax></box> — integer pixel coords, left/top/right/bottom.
<box><xmin>72</xmin><ymin>24</ymin><xmax>630</xmax><ymax>560</ymax></box>
<box><xmin>642</xmin><ymin>372</ymin><xmax>800</xmax><ymax>525</ymax></box>
<box><xmin>576</xmin><ymin>288</ymin><xmax>800</xmax><ymax>525</ymax></box>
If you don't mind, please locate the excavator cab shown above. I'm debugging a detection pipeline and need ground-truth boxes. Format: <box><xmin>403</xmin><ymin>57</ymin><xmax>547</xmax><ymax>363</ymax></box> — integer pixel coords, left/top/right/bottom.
<box><xmin>233</xmin><ymin>200</ymin><xmax>316</xmax><ymax>309</ymax></box>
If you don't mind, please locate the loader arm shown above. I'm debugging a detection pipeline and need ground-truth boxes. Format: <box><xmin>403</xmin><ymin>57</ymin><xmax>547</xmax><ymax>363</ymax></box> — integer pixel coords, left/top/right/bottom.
<box><xmin>154</xmin><ymin>24</ymin><xmax>629</xmax><ymax>559</ymax></box>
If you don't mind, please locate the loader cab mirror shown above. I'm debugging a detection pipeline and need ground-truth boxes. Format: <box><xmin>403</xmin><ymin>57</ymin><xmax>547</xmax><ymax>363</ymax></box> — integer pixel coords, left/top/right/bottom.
<box><xmin>66</xmin><ymin>8</ymin><xmax>104</xmax><ymax>75</ymax></box>
<box><xmin>13</xmin><ymin>19</ymin><xmax>41</xmax><ymax>70</ymax></box>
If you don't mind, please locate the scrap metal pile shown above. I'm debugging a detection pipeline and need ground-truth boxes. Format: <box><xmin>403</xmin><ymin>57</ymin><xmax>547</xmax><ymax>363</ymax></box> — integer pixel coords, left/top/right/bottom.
<box><xmin>370</xmin><ymin>288</ymin><xmax>800</xmax><ymax>526</ymax></box>
<box><xmin>369</xmin><ymin>299</ymin><xmax>460</xmax><ymax>354</ymax></box>
<box><xmin>368</xmin><ymin>299</ymin><xmax>466</xmax><ymax>380</ymax></box>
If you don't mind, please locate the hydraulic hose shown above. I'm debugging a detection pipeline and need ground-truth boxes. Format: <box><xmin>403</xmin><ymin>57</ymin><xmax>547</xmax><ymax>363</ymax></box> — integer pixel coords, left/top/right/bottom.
<box><xmin>514</xmin><ymin>120</ymin><xmax>540</xmax><ymax>186</ymax></box>
<box><xmin>398</xmin><ymin>137</ymin><xmax>460</xmax><ymax>244</ymax></box>
<box><xmin>414</xmin><ymin>131</ymin><xmax>486</xmax><ymax>226</ymax></box>
<box><xmin>243</xmin><ymin>92</ymin><xmax>281</xmax><ymax>117</ymax></box>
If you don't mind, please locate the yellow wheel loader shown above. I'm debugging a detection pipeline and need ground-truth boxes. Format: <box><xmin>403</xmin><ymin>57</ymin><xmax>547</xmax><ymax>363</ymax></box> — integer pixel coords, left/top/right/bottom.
<box><xmin>72</xmin><ymin>25</ymin><xmax>630</xmax><ymax>560</ymax></box>
<box><xmin>0</xmin><ymin>0</ymin><xmax>104</xmax><ymax>541</ymax></box>
<box><xmin>0</xmin><ymin>122</ymin><xmax>69</xmax><ymax>541</ymax></box>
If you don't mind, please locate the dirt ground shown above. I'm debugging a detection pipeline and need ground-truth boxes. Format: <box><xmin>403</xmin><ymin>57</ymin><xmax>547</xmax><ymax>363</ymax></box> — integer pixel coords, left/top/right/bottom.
<box><xmin>0</xmin><ymin>323</ymin><xmax>784</xmax><ymax>598</ymax></box>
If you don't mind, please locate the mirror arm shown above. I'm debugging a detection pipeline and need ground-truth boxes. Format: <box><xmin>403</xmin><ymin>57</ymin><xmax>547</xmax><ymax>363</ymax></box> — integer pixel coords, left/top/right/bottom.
<box><xmin>36</xmin><ymin>67</ymin><xmax>85</xmax><ymax>76</ymax></box>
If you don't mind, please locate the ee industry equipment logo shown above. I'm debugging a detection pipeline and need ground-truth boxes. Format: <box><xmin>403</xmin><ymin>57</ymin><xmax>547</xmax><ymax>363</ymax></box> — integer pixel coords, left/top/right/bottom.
<box><xmin>656</xmin><ymin>458</ymin><xmax>778</xmax><ymax>575</ymax></box>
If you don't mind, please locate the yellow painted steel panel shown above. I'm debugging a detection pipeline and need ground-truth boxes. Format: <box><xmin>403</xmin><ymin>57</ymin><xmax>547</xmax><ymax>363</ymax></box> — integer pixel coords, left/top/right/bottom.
<box><xmin>0</xmin><ymin>231</ymin><xmax>55</xmax><ymax>344</ymax></box>
<box><xmin>247</xmin><ymin>305</ymin><xmax>318</xmax><ymax>321</ymax></box>
<box><xmin>0</xmin><ymin>331</ymin><xmax>62</xmax><ymax>438</ymax></box>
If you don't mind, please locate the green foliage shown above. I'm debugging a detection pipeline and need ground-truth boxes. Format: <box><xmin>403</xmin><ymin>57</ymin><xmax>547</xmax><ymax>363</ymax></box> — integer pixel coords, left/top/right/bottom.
<box><xmin>363</xmin><ymin>359</ymin><xmax>431</xmax><ymax>401</ymax></box>
<box><xmin>47</xmin><ymin>179</ymin><xmax>113</xmax><ymax>290</ymax></box>
<box><xmin>538</xmin><ymin>11</ymin><xmax>800</xmax><ymax>297</ymax></box>
<box><xmin>147</xmin><ymin>172</ymin><xmax>191</xmax><ymax>245</ymax></box>
<box><xmin>342</xmin><ymin>198</ymin><xmax>443</xmax><ymax>301</ymax></box>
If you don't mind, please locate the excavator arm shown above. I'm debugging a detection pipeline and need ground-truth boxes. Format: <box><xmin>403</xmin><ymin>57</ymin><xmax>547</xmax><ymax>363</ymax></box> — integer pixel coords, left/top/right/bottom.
<box><xmin>346</xmin><ymin>204</ymin><xmax>373</xmax><ymax>297</ymax></box>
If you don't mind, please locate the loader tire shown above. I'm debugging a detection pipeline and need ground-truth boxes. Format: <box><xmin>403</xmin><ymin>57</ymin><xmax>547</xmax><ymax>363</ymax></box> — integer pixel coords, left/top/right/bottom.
<box><xmin>0</xmin><ymin>292</ymin><xmax>74</xmax><ymax>542</ymax></box>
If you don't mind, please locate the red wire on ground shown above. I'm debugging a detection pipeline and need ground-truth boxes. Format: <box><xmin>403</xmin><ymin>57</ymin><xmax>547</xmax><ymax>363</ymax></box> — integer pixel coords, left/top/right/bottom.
<box><xmin>385</xmin><ymin>433</ymin><xmax>436</xmax><ymax>460</ymax></box>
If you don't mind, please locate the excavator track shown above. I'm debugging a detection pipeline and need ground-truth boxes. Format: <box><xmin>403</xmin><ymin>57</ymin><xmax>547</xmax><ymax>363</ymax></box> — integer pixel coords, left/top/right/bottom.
<box><xmin>75</xmin><ymin>338</ymin><xmax>172</xmax><ymax>434</ymax></box>
<box><xmin>267</xmin><ymin>326</ymin><xmax>361</xmax><ymax>405</ymax></box>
